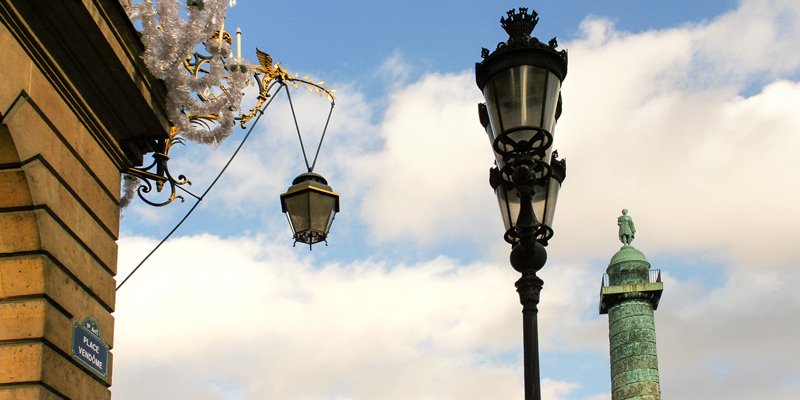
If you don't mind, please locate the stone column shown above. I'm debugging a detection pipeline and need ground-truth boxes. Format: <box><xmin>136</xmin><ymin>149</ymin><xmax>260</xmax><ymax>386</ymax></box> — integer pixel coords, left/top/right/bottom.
<box><xmin>607</xmin><ymin>298</ymin><xmax>661</xmax><ymax>399</ymax></box>
<box><xmin>599</xmin><ymin>213</ymin><xmax>664</xmax><ymax>400</ymax></box>
<box><xmin>1</xmin><ymin>0</ymin><xmax>168</xmax><ymax>398</ymax></box>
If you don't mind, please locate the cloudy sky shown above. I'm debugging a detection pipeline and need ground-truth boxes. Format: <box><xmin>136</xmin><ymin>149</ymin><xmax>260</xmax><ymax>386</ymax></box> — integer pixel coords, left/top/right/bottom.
<box><xmin>113</xmin><ymin>1</ymin><xmax>800</xmax><ymax>399</ymax></box>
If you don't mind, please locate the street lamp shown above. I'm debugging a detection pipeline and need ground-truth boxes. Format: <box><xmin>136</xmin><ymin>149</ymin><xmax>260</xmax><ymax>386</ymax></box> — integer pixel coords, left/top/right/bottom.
<box><xmin>281</xmin><ymin>172</ymin><xmax>340</xmax><ymax>248</ymax></box>
<box><xmin>125</xmin><ymin>1</ymin><xmax>342</xmax><ymax>248</ymax></box>
<box><xmin>475</xmin><ymin>8</ymin><xmax>568</xmax><ymax>400</ymax></box>
<box><xmin>116</xmin><ymin>1</ymin><xmax>341</xmax><ymax>294</ymax></box>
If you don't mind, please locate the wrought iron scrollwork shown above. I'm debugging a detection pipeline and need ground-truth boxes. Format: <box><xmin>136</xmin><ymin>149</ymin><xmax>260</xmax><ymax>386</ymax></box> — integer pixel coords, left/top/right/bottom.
<box><xmin>126</xmin><ymin>34</ymin><xmax>336</xmax><ymax>207</ymax></box>
<box><xmin>489</xmin><ymin>125</ymin><xmax>565</xmax><ymax>247</ymax></box>
<box><xmin>126</xmin><ymin>127</ymin><xmax>192</xmax><ymax>207</ymax></box>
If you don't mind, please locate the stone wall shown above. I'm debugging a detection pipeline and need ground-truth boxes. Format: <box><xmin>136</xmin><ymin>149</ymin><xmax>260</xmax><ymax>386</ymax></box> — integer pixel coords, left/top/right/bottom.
<box><xmin>0</xmin><ymin>0</ymin><xmax>168</xmax><ymax>398</ymax></box>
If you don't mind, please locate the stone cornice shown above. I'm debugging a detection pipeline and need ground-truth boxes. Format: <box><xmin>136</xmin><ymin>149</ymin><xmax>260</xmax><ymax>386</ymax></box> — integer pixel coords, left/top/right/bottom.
<box><xmin>0</xmin><ymin>0</ymin><xmax>169</xmax><ymax>168</ymax></box>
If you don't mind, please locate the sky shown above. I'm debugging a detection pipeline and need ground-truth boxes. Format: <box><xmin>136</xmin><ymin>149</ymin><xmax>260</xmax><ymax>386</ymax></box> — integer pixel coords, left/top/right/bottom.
<box><xmin>113</xmin><ymin>1</ymin><xmax>800</xmax><ymax>399</ymax></box>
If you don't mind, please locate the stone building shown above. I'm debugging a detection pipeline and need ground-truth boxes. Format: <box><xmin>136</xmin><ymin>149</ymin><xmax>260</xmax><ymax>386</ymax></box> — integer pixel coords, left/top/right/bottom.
<box><xmin>0</xmin><ymin>0</ymin><xmax>167</xmax><ymax>398</ymax></box>
<box><xmin>599</xmin><ymin>211</ymin><xmax>665</xmax><ymax>400</ymax></box>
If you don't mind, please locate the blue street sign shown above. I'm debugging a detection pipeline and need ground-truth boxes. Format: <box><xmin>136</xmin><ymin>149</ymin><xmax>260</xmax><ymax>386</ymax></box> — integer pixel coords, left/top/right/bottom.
<box><xmin>71</xmin><ymin>317</ymin><xmax>109</xmax><ymax>379</ymax></box>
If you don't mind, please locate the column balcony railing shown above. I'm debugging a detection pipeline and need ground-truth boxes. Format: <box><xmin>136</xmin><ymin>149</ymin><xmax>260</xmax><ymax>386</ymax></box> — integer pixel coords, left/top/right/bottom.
<box><xmin>601</xmin><ymin>269</ymin><xmax>661</xmax><ymax>289</ymax></box>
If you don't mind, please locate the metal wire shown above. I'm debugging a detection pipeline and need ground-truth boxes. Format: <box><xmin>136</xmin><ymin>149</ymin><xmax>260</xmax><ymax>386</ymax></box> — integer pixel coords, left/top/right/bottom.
<box><xmin>310</xmin><ymin>96</ymin><xmax>335</xmax><ymax>172</ymax></box>
<box><xmin>284</xmin><ymin>78</ymin><xmax>336</xmax><ymax>173</ymax></box>
<box><xmin>116</xmin><ymin>82</ymin><xmax>286</xmax><ymax>291</ymax></box>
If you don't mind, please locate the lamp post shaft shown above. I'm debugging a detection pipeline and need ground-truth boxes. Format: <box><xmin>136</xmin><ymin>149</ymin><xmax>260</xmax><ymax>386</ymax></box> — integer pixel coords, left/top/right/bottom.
<box><xmin>517</xmin><ymin>274</ymin><xmax>544</xmax><ymax>400</ymax></box>
<box><xmin>509</xmin><ymin>165</ymin><xmax>547</xmax><ymax>400</ymax></box>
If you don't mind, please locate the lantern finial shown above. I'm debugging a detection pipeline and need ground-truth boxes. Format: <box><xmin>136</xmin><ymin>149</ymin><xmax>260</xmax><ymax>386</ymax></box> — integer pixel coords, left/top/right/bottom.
<box><xmin>501</xmin><ymin>8</ymin><xmax>539</xmax><ymax>42</ymax></box>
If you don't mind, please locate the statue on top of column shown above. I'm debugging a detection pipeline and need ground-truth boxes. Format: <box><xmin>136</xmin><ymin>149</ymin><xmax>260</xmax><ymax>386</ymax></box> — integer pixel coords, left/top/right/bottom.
<box><xmin>617</xmin><ymin>209</ymin><xmax>636</xmax><ymax>245</ymax></box>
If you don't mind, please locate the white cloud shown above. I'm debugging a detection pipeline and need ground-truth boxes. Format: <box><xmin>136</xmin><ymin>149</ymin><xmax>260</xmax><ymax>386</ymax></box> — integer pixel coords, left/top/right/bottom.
<box><xmin>545</xmin><ymin>3</ymin><xmax>800</xmax><ymax>397</ymax></box>
<box><xmin>694</xmin><ymin>0</ymin><xmax>800</xmax><ymax>79</ymax></box>
<box><xmin>378</xmin><ymin>50</ymin><xmax>413</xmax><ymax>86</ymax></box>
<box><xmin>656</xmin><ymin>266</ymin><xmax>800</xmax><ymax>399</ymax></box>
<box><xmin>113</xmin><ymin>234</ymin><xmax>524</xmax><ymax>399</ymax></box>
<box><xmin>112</xmin><ymin>233</ymin><xmax>661</xmax><ymax>399</ymax></box>
<box><xmin>550</xmin><ymin>1</ymin><xmax>800</xmax><ymax>268</ymax></box>
<box><xmin>540</xmin><ymin>378</ymin><xmax>580</xmax><ymax>400</ymax></box>
<box><xmin>582</xmin><ymin>395</ymin><xmax>611</xmax><ymax>400</ymax></box>
<box><xmin>286</xmin><ymin>0</ymin><xmax>800</xmax><ymax>263</ymax></box>
<box><xmin>343</xmin><ymin>71</ymin><xmax>499</xmax><ymax>246</ymax></box>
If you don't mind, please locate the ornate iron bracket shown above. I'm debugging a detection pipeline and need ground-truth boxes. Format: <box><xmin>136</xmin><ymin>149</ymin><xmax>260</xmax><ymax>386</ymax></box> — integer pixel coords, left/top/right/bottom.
<box><xmin>125</xmin><ymin>127</ymin><xmax>192</xmax><ymax>207</ymax></box>
<box><xmin>125</xmin><ymin>32</ymin><xmax>335</xmax><ymax>207</ymax></box>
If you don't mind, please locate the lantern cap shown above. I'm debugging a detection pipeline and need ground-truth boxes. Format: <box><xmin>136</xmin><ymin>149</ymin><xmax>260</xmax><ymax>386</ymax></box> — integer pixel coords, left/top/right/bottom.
<box><xmin>281</xmin><ymin>172</ymin><xmax>339</xmax><ymax>213</ymax></box>
<box><xmin>291</xmin><ymin>171</ymin><xmax>329</xmax><ymax>186</ymax></box>
<box><xmin>476</xmin><ymin>7</ymin><xmax>568</xmax><ymax>90</ymax></box>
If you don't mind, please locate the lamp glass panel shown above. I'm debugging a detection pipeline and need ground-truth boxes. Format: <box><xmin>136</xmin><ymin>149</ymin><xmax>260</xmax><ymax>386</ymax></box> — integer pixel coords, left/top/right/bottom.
<box><xmin>485</xmin><ymin>65</ymin><xmax>547</xmax><ymax>131</ymax></box>
<box><xmin>482</xmin><ymin>66</ymin><xmax>546</xmax><ymax>151</ymax></box>
<box><xmin>541</xmin><ymin>71</ymin><xmax>561</xmax><ymax>134</ymax></box>
<box><xmin>482</xmin><ymin>67</ymin><xmax>562</xmax><ymax>165</ymax></box>
<box><xmin>494</xmin><ymin>184</ymin><xmax>517</xmax><ymax>233</ymax></box>
<box><xmin>531</xmin><ymin>180</ymin><xmax>547</xmax><ymax>229</ymax></box>
<box><xmin>494</xmin><ymin>176</ymin><xmax>560</xmax><ymax>233</ymax></box>
<box><xmin>542</xmin><ymin>176</ymin><xmax>561</xmax><ymax>228</ymax></box>
<box><xmin>326</xmin><ymin>209</ymin><xmax>336</xmax><ymax>233</ymax></box>
<box><xmin>283</xmin><ymin>191</ymin><xmax>311</xmax><ymax>234</ymax></box>
<box><xmin>283</xmin><ymin>189</ymin><xmax>338</xmax><ymax>244</ymax></box>
<box><xmin>308</xmin><ymin>191</ymin><xmax>337</xmax><ymax>233</ymax></box>
<box><xmin>541</xmin><ymin>72</ymin><xmax>562</xmax><ymax>162</ymax></box>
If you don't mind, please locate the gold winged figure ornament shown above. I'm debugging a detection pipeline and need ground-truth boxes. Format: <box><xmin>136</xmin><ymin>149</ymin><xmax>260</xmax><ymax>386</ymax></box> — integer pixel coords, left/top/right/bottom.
<box><xmin>238</xmin><ymin>48</ymin><xmax>293</xmax><ymax>128</ymax></box>
<box><xmin>240</xmin><ymin>48</ymin><xmax>335</xmax><ymax>128</ymax></box>
<box><xmin>255</xmin><ymin>48</ymin><xmax>292</xmax><ymax>81</ymax></box>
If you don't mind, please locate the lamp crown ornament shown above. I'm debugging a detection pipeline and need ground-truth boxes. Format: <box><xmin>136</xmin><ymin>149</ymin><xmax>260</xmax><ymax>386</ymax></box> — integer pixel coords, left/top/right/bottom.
<box><xmin>485</xmin><ymin>6</ymin><xmax>565</xmax><ymax>56</ymax></box>
<box><xmin>501</xmin><ymin>7</ymin><xmax>539</xmax><ymax>42</ymax></box>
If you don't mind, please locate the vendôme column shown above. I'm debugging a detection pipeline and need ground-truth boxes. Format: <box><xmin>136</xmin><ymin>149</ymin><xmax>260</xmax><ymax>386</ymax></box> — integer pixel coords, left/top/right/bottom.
<box><xmin>599</xmin><ymin>209</ymin><xmax>664</xmax><ymax>400</ymax></box>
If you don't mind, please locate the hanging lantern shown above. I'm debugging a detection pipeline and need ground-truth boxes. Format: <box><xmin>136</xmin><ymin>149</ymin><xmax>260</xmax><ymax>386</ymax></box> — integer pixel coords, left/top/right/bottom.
<box><xmin>280</xmin><ymin>172</ymin><xmax>340</xmax><ymax>248</ymax></box>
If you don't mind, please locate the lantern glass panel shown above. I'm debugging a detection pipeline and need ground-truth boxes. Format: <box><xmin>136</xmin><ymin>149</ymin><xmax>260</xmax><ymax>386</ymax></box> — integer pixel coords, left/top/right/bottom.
<box><xmin>482</xmin><ymin>66</ymin><xmax>562</xmax><ymax>162</ymax></box>
<box><xmin>308</xmin><ymin>191</ymin><xmax>337</xmax><ymax>233</ymax></box>
<box><xmin>282</xmin><ymin>188</ymin><xmax>338</xmax><ymax>244</ymax></box>
<box><xmin>283</xmin><ymin>191</ymin><xmax>311</xmax><ymax>235</ymax></box>
<box><xmin>494</xmin><ymin>184</ymin><xmax>516</xmax><ymax>233</ymax></box>
<box><xmin>542</xmin><ymin>73</ymin><xmax>561</xmax><ymax>134</ymax></box>
<box><xmin>542</xmin><ymin>175</ymin><xmax>561</xmax><ymax>228</ymax></box>
<box><xmin>531</xmin><ymin>180</ymin><xmax>547</xmax><ymax>229</ymax></box>
<box><xmin>493</xmin><ymin>174</ymin><xmax>562</xmax><ymax>235</ymax></box>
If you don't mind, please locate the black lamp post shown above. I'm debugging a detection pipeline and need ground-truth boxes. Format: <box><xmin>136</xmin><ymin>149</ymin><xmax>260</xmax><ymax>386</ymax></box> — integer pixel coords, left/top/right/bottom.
<box><xmin>475</xmin><ymin>8</ymin><xmax>568</xmax><ymax>400</ymax></box>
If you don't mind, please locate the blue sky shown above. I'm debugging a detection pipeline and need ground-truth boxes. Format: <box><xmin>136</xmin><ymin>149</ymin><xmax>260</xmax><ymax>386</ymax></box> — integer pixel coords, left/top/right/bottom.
<box><xmin>114</xmin><ymin>1</ymin><xmax>800</xmax><ymax>399</ymax></box>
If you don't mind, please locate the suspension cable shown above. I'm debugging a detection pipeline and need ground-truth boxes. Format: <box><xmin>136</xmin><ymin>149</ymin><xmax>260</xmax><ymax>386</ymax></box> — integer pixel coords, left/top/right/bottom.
<box><xmin>116</xmin><ymin>82</ymin><xmax>286</xmax><ymax>291</ymax></box>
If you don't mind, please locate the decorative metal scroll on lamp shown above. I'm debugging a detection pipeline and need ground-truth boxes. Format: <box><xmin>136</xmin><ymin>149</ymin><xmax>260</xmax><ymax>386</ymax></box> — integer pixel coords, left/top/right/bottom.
<box><xmin>126</xmin><ymin>28</ymin><xmax>340</xmax><ymax>248</ymax></box>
